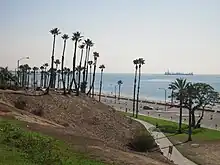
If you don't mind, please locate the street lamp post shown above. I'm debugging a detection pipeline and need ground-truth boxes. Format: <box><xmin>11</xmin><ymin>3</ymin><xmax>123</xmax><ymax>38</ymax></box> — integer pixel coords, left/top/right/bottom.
<box><xmin>159</xmin><ymin>88</ymin><xmax>167</xmax><ymax>111</ymax></box>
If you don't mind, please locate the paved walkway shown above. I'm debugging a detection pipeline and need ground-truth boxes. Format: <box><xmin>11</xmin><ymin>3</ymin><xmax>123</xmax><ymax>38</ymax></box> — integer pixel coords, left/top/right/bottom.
<box><xmin>133</xmin><ymin>118</ymin><xmax>197</xmax><ymax>165</ymax></box>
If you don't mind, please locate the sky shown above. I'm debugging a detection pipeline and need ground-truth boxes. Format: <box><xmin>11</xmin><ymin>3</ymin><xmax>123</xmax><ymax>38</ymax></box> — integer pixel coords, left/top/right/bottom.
<box><xmin>0</xmin><ymin>0</ymin><xmax>219</xmax><ymax>74</ymax></box>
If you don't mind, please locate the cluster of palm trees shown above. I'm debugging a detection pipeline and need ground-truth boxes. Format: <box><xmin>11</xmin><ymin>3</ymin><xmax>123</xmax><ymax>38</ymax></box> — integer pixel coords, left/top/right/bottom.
<box><xmin>169</xmin><ymin>78</ymin><xmax>219</xmax><ymax>141</ymax></box>
<box><xmin>132</xmin><ymin>58</ymin><xmax>145</xmax><ymax>118</ymax></box>
<box><xmin>46</xmin><ymin>28</ymin><xmax>105</xmax><ymax>96</ymax></box>
<box><xmin>0</xmin><ymin>67</ymin><xmax>18</xmax><ymax>88</ymax></box>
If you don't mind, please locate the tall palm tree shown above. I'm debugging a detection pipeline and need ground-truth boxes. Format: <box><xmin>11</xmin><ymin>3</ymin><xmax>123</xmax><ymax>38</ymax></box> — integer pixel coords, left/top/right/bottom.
<box><xmin>132</xmin><ymin>59</ymin><xmax>139</xmax><ymax>117</ymax></box>
<box><xmin>87</xmin><ymin>52</ymin><xmax>99</xmax><ymax>95</ymax></box>
<box><xmin>61</xmin><ymin>34</ymin><xmax>69</xmax><ymax>94</ymax></box>
<box><xmin>68</xmin><ymin>32</ymin><xmax>83</xmax><ymax>95</ymax></box>
<box><xmin>117</xmin><ymin>80</ymin><xmax>123</xmax><ymax>100</ymax></box>
<box><xmin>84</xmin><ymin>39</ymin><xmax>94</xmax><ymax>83</ymax></box>
<box><xmin>88</xmin><ymin>60</ymin><xmax>93</xmax><ymax>91</ymax></box>
<box><xmin>54</xmin><ymin>59</ymin><xmax>60</xmax><ymax>88</ymax></box>
<box><xmin>33</xmin><ymin>67</ymin><xmax>39</xmax><ymax>89</ymax></box>
<box><xmin>98</xmin><ymin>64</ymin><xmax>105</xmax><ymax>102</ymax></box>
<box><xmin>82</xmin><ymin>39</ymin><xmax>93</xmax><ymax>84</ymax></box>
<box><xmin>40</xmin><ymin>66</ymin><xmax>44</xmax><ymax>87</ymax></box>
<box><xmin>169</xmin><ymin>78</ymin><xmax>190</xmax><ymax>133</ymax></box>
<box><xmin>135</xmin><ymin>58</ymin><xmax>145</xmax><ymax>118</ymax></box>
<box><xmin>78</xmin><ymin>44</ymin><xmax>85</xmax><ymax>90</ymax></box>
<box><xmin>43</xmin><ymin>63</ymin><xmax>49</xmax><ymax>88</ymax></box>
<box><xmin>47</xmin><ymin>28</ymin><xmax>61</xmax><ymax>93</ymax></box>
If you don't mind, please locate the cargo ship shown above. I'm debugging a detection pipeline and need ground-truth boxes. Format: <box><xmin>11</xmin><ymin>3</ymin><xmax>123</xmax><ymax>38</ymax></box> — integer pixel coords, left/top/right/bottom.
<box><xmin>164</xmin><ymin>70</ymin><xmax>193</xmax><ymax>76</ymax></box>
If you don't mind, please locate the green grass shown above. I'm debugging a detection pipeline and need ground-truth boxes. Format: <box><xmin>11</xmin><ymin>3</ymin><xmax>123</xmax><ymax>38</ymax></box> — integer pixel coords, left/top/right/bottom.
<box><xmin>121</xmin><ymin>112</ymin><xmax>220</xmax><ymax>141</ymax></box>
<box><xmin>0</xmin><ymin>117</ymin><xmax>107</xmax><ymax>165</ymax></box>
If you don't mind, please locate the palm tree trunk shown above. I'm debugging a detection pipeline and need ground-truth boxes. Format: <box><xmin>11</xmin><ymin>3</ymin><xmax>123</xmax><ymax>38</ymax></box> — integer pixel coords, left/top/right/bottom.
<box><xmin>118</xmin><ymin>85</ymin><xmax>121</xmax><ymax>100</ymax></box>
<box><xmin>69</xmin><ymin>41</ymin><xmax>78</xmax><ymax>94</ymax></box>
<box><xmin>188</xmin><ymin>108</ymin><xmax>192</xmax><ymax>141</ymax></box>
<box><xmin>47</xmin><ymin>35</ymin><xmax>56</xmax><ymax>93</ymax></box>
<box><xmin>27</xmin><ymin>72</ymin><xmax>30</xmax><ymax>88</ymax></box>
<box><xmin>22</xmin><ymin>70</ymin><xmax>25</xmax><ymax>87</ymax></box>
<box><xmin>40</xmin><ymin>71</ymin><xmax>43</xmax><ymax>87</ymax></box>
<box><xmin>82</xmin><ymin>46</ymin><xmax>89</xmax><ymax>84</ymax></box>
<box><xmin>67</xmin><ymin>73</ymin><xmax>70</xmax><ymax>90</ymax></box>
<box><xmin>87</xmin><ymin>61</ymin><xmax>97</xmax><ymax>95</ymax></box>
<box><xmin>98</xmin><ymin>70</ymin><xmax>103</xmax><ymax>102</ymax></box>
<box><xmin>78</xmin><ymin>49</ymin><xmax>84</xmax><ymax>91</ymax></box>
<box><xmin>57</xmin><ymin>73</ymin><xmax>60</xmax><ymax>89</ymax></box>
<box><xmin>195</xmin><ymin>107</ymin><xmax>205</xmax><ymax>128</ymax></box>
<box><xmin>33</xmin><ymin>71</ymin><xmax>36</xmax><ymax>89</ymax></box>
<box><xmin>61</xmin><ymin>39</ymin><xmax>66</xmax><ymax>94</ymax></box>
<box><xmin>85</xmin><ymin>46</ymin><xmax>91</xmax><ymax>83</ymax></box>
<box><xmin>44</xmin><ymin>69</ymin><xmax>47</xmax><ymax>88</ymax></box>
<box><xmin>178</xmin><ymin>100</ymin><xmax>183</xmax><ymax>133</ymax></box>
<box><xmin>135</xmin><ymin>65</ymin><xmax>141</xmax><ymax>118</ymax></box>
<box><xmin>132</xmin><ymin>65</ymin><xmax>138</xmax><ymax>117</ymax></box>
<box><xmin>191</xmin><ymin>110</ymin><xmax>196</xmax><ymax>127</ymax></box>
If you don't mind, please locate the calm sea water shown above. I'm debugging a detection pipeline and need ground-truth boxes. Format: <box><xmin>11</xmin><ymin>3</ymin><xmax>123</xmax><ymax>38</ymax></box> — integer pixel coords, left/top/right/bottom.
<box><xmin>20</xmin><ymin>72</ymin><xmax>220</xmax><ymax>101</ymax></box>
<box><xmin>93</xmin><ymin>73</ymin><xmax>220</xmax><ymax>101</ymax></box>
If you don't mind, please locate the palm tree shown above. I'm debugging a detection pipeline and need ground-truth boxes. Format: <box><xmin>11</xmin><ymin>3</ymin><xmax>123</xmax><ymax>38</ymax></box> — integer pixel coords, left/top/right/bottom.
<box><xmin>47</xmin><ymin>28</ymin><xmax>61</xmax><ymax>93</ymax></box>
<box><xmin>132</xmin><ymin>59</ymin><xmax>139</xmax><ymax>117</ymax></box>
<box><xmin>54</xmin><ymin>59</ymin><xmax>60</xmax><ymax>88</ymax></box>
<box><xmin>98</xmin><ymin>64</ymin><xmax>105</xmax><ymax>102</ymax></box>
<box><xmin>87</xmin><ymin>52</ymin><xmax>99</xmax><ymax>96</ymax></box>
<box><xmin>88</xmin><ymin>60</ymin><xmax>93</xmax><ymax>91</ymax></box>
<box><xmin>84</xmin><ymin>39</ymin><xmax>94</xmax><ymax>83</ymax></box>
<box><xmin>117</xmin><ymin>80</ymin><xmax>123</xmax><ymax>100</ymax></box>
<box><xmin>40</xmin><ymin>66</ymin><xmax>44</xmax><ymax>87</ymax></box>
<box><xmin>33</xmin><ymin>67</ymin><xmax>39</xmax><ymax>89</ymax></box>
<box><xmin>69</xmin><ymin>32</ymin><xmax>83</xmax><ymax>95</ymax></box>
<box><xmin>135</xmin><ymin>58</ymin><xmax>145</xmax><ymax>118</ymax></box>
<box><xmin>43</xmin><ymin>63</ymin><xmax>49</xmax><ymax>88</ymax></box>
<box><xmin>78</xmin><ymin>44</ymin><xmax>85</xmax><ymax>91</ymax></box>
<box><xmin>19</xmin><ymin>65</ymin><xmax>24</xmax><ymax>87</ymax></box>
<box><xmin>169</xmin><ymin>78</ymin><xmax>190</xmax><ymax>133</ymax></box>
<box><xmin>23</xmin><ymin>64</ymin><xmax>29</xmax><ymax>87</ymax></box>
<box><xmin>61</xmin><ymin>34</ymin><xmax>69</xmax><ymax>94</ymax></box>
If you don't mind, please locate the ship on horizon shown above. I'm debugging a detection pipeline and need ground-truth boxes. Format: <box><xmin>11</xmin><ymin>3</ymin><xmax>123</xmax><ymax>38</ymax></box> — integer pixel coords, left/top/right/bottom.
<box><xmin>164</xmin><ymin>70</ymin><xmax>193</xmax><ymax>76</ymax></box>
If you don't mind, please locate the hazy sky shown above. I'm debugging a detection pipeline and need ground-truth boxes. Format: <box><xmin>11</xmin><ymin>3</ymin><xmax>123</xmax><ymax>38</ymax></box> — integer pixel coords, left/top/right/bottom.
<box><xmin>0</xmin><ymin>0</ymin><xmax>219</xmax><ymax>74</ymax></box>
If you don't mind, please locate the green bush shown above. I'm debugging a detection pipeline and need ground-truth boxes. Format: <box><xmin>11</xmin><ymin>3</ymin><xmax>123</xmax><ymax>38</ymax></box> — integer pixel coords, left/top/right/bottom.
<box><xmin>0</xmin><ymin>122</ymin><xmax>61</xmax><ymax>164</ymax></box>
<box><xmin>128</xmin><ymin>130</ymin><xmax>157</xmax><ymax>152</ymax></box>
<box><xmin>0</xmin><ymin>119</ymin><xmax>107</xmax><ymax>165</ymax></box>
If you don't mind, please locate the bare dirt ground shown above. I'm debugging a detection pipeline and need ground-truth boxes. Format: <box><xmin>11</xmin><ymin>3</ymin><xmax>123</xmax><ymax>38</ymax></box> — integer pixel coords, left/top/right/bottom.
<box><xmin>0</xmin><ymin>89</ymin><xmax>173</xmax><ymax>165</ymax></box>
<box><xmin>169</xmin><ymin>137</ymin><xmax>220</xmax><ymax>165</ymax></box>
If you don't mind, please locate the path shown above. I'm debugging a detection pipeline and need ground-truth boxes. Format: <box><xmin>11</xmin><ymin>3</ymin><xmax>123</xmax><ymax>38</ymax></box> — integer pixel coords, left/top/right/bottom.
<box><xmin>133</xmin><ymin>118</ymin><xmax>197</xmax><ymax>165</ymax></box>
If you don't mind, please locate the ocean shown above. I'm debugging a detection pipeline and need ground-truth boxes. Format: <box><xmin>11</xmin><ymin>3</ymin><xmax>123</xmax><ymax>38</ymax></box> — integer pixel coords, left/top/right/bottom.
<box><xmin>16</xmin><ymin>72</ymin><xmax>220</xmax><ymax>101</ymax></box>
<box><xmin>93</xmin><ymin>73</ymin><xmax>220</xmax><ymax>101</ymax></box>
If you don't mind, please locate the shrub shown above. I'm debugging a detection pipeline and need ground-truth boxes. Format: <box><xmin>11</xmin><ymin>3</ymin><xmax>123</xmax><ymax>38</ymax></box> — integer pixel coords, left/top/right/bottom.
<box><xmin>32</xmin><ymin>108</ymin><xmax>43</xmax><ymax>116</ymax></box>
<box><xmin>0</xmin><ymin>122</ymin><xmax>61</xmax><ymax>164</ymax></box>
<box><xmin>14</xmin><ymin>97</ymin><xmax>26</xmax><ymax>110</ymax></box>
<box><xmin>128</xmin><ymin>130</ymin><xmax>157</xmax><ymax>152</ymax></box>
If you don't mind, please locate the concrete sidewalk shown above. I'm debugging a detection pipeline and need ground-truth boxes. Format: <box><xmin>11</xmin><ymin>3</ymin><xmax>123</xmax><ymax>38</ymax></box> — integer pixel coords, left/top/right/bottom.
<box><xmin>133</xmin><ymin>118</ymin><xmax>197</xmax><ymax>165</ymax></box>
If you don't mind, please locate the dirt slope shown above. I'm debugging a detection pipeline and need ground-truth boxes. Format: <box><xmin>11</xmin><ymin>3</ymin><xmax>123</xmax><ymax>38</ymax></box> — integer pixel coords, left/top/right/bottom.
<box><xmin>0</xmin><ymin>90</ymin><xmax>173</xmax><ymax>165</ymax></box>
